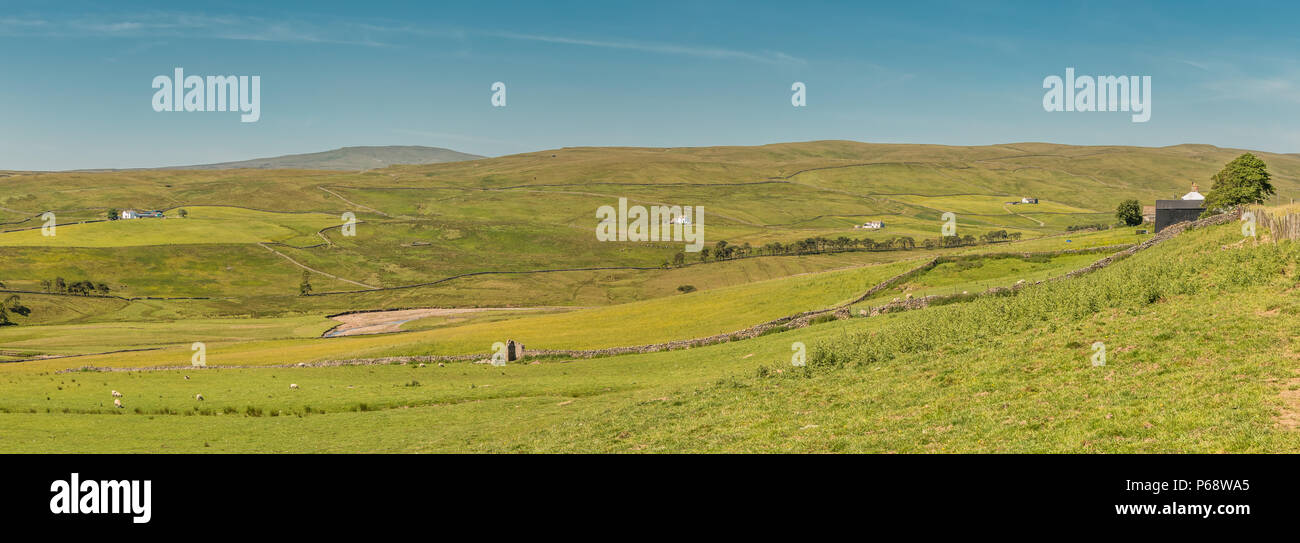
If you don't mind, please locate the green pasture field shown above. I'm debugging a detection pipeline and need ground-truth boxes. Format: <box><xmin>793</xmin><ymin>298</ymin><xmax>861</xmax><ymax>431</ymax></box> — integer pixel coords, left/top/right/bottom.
<box><xmin>0</xmin><ymin>315</ymin><xmax>336</xmax><ymax>358</ymax></box>
<box><xmin>3</xmin><ymin>142</ymin><xmax>1300</xmax><ymax>453</ymax></box>
<box><xmin>0</xmin><ymin>206</ymin><xmax>342</xmax><ymax>247</ymax></box>
<box><xmin>0</xmin><ymin>222</ymin><xmax>1297</xmax><ymax>452</ymax></box>
<box><xmin>848</xmin><ymin>251</ymin><xmax>1105</xmax><ymax>308</ymax></box>
<box><xmin>2</xmin><ymin>256</ymin><xmax>925</xmax><ymax>371</ymax></box>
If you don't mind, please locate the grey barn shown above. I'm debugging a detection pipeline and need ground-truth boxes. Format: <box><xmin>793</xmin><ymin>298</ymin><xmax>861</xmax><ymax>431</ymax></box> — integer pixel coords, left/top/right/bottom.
<box><xmin>1154</xmin><ymin>199</ymin><xmax>1204</xmax><ymax>233</ymax></box>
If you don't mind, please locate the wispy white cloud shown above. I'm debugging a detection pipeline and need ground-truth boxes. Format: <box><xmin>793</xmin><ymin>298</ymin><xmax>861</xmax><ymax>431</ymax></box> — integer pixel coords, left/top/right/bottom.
<box><xmin>1203</xmin><ymin>76</ymin><xmax>1300</xmax><ymax>104</ymax></box>
<box><xmin>0</xmin><ymin>12</ymin><xmax>807</xmax><ymax>65</ymax></box>
<box><xmin>486</xmin><ymin>31</ymin><xmax>805</xmax><ymax>65</ymax></box>
<box><xmin>0</xmin><ymin>13</ymin><xmax>398</xmax><ymax>47</ymax></box>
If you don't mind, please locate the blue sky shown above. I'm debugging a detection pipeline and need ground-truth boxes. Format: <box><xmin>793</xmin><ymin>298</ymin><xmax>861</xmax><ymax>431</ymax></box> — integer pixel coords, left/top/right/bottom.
<box><xmin>1</xmin><ymin>0</ymin><xmax>1297</xmax><ymax>170</ymax></box>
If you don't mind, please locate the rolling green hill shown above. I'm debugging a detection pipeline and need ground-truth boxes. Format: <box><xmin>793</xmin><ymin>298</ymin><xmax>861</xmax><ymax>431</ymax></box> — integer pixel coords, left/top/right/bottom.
<box><xmin>1</xmin><ymin>219</ymin><xmax>1296</xmax><ymax>452</ymax></box>
<box><xmin>2</xmin><ymin>141</ymin><xmax>1298</xmax><ymax>453</ymax></box>
<box><xmin>3</xmin><ymin>141</ymin><xmax>1295</xmax><ymax>317</ymax></box>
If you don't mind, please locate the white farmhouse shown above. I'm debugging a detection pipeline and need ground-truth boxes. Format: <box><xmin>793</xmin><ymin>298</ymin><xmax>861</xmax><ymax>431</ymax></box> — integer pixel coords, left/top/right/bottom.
<box><xmin>120</xmin><ymin>209</ymin><xmax>165</xmax><ymax>219</ymax></box>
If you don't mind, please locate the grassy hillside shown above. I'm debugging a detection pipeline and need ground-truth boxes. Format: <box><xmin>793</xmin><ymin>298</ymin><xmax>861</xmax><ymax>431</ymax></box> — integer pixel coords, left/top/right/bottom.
<box><xmin>3</xmin><ymin>140</ymin><xmax>1293</xmax><ymax>314</ymax></box>
<box><xmin>0</xmin><ymin>206</ymin><xmax>341</xmax><ymax>247</ymax></box>
<box><xmin>1</xmin><ymin>220</ymin><xmax>1296</xmax><ymax>452</ymax></box>
<box><xmin>2</xmin><ymin>141</ymin><xmax>1298</xmax><ymax>453</ymax></box>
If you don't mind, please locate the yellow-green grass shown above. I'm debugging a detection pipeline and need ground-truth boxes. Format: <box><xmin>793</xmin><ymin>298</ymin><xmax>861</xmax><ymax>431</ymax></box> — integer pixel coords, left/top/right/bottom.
<box><xmin>849</xmin><ymin>252</ymin><xmax>1103</xmax><ymax>309</ymax></box>
<box><xmin>886</xmin><ymin>194</ymin><xmax>1097</xmax><ymax>215</ymax></box>
<box><xmin>7</xmin><ymin>141</ymin><xmax>1295</xmax><ymax>321</ymax></box>
<box><xmin>0</xmin><ymin>315</ymin><xmax>336</xmax><ymax>357</ymax></box>
<box><xmin>0</xmin><ymin>245</ymin><xmax>360</xmax><ymax>301</ymax></box>
<box><xmin>1</xmin><ymin>246</ymin><xmax>932</xmax><ymax>323</ymax></box>
<box><xmin>1</xmin><ymin>223</ymin><xmax>1297</xmax><ymax>452</ymax></box>
<box><xmin>960</xmin><ymin>227</ymin><xmax>1150</xmax><ymax>254</ymax></box>
<box><xmin>4</xmin><ymin>257</ymin><xmax>923</xmax><ymax>372</ymax></box>
<box><xmin>3</xmin><ymin>234</ymin><xmax>1132</xmax><ymax>368</ymax></box>
<box><xmin>0</xmin><ymin>206</ymin><xmax>342</xmax><ymax>247</ymax></box>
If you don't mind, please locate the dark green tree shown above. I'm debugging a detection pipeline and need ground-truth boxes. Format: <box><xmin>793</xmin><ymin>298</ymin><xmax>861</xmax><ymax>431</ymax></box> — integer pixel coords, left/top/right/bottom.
<box><xmin>299</xmin><ymin>271</ymin><xmax>313</xmax><ymax>296</ymax></box>
<box><xmin>1115</xmin><ymin>199</ymin><xmax>1143</xmax><ymax>226</ymax></box>
<box><xmin>0</xmin><ymin>294</ymin><xmax>30</xmax><ymax>325</ymax></box>
<box><xmin>1203</xmin><ymin>153</ymin><xmax>1274</xmax><ymax>214</ymax></box>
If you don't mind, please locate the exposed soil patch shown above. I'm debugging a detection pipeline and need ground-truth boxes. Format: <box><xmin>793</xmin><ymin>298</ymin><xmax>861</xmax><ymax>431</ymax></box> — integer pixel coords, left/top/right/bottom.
<box><xmin>323</xmin><ymin>307</ymin><xmax>559</xmax><ymax>337</ymax></box>
<box><xmin>1279</xmin><ymin>372</ymin><xmax>1300</xmax><ymax>430</ymax></box>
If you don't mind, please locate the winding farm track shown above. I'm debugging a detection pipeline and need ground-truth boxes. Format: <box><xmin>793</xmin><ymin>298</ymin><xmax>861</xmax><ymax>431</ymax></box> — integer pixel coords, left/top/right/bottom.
<box><xmin>257</xmin><ymin>242</ymin><xmax>379</xmax><ymax>289</ymax></box>
<box><xmin>1003</xmin><ymin>204</ymin><xmax>1046</xmax><ymax>226</ymax></box>
<box><xmin>317</xmin><ymin>186</ymin><xmax>394</xmax><ymax>218</ymax></box>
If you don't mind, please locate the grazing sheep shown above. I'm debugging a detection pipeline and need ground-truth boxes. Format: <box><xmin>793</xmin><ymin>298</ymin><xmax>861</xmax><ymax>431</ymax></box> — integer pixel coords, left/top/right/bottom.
<box><xmin>195</xmin><ymin>394</ymin><xmax>204</xmax><ymax>401</ymax></box>
<box><xmin>289</xmin><ymin>383</ymin><xmax>299</xmax><ymax>389</ymax></box>
<box><xmin>111</xmin><ymin>390</ymin><xmax>123</xmax><ymax>398</ymax></box>
<box><xmin>417</xmin><ymin>363</ymin><xmax>426</xmax><ymax>368</ymax></box>
<box><xmin>113</xmin><ymin>399</ymin><xmax>123</xmax><ymax>409</ymax></box>
<box><xmin>184</xmin><ymin>375</ymin><xmax>190</xmax><ymax>380</ymax></box>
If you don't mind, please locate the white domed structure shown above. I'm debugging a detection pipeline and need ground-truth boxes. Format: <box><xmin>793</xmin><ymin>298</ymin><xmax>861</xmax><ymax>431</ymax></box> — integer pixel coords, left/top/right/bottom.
<box><xmin>1181</xmin><ymin>183</ymin><xmax>1205</xmax><ymax>201</ymax></box>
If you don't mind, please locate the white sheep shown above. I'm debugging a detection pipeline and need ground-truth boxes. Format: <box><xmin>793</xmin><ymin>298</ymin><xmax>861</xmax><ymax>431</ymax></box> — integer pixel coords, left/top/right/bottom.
<box><xmin>111</xmin><ymin>390</ymin><xmax>123</xmax><ymax>398</ymax></box>
<box><xmin>113</xmin><ymin>399</ymin><xmax>123</xmax><ymax>409</ymax></box>
<box><xmin>289</xmin><ymin>383</ymin><xmax>299</xmax><ymax>389</ymax></box>
<box><xmin>195</xmin><ymin>394</ymin><xmax>204</xmax><ymax>401</ymax></box>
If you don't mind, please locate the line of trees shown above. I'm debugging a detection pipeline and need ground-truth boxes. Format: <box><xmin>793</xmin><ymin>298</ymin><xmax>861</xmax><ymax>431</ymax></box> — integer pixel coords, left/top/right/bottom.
<box><xmin>40</xmin><ymin>277</ymin><xmax>111</xmax><ymax>296</ymax></box>
<box><xmin>663</xmin><ymin>230</ymin><xmax>1023</xmax><ymax>267</ymax></box>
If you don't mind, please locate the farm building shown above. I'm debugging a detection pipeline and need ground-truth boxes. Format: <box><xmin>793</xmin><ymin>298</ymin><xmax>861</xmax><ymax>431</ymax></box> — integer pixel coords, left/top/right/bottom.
<box><xmin>1153</xmin><ymin>183</ymin><xmax>1205</xmax><ymax>233</ymax></box>
<box><xmin>1021</xmin><ymin>197</ymin><xmax>1039</xmax><ymax>204</ymax></box>
<box><xmin>120</xmin><ymin>209</ymin><xmax>165</xmax><ymax>219</ymax></box>
<box><xmin>854</xmin><ymin>221</ymin><xmax>884</xmax><ymax>229</ymax></box>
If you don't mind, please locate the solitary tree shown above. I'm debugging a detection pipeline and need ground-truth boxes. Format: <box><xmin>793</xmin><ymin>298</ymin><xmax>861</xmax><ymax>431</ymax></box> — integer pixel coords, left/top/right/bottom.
<box><xmin>1115</xmin><ymin>199</ymin><xmax>1143</xmax><ymax>226</ymax></box>
<box><xmin>1203</xmin><ymin>153</ymin><xmax>1274</xmax><ymax>215</ymax></box>
<box><xmin>299</xmin><ymin>271</ymin><xmax>313</xmax><ymax>296</ymax></box>
<box><xmin>179</xmin><ymin>209</ymin><xmax>189</xmax><ymax>218</ymax></box>
<box><xmin>107</xmin><ymin>208</ymin><xmax>119</xmax><ymax>221</ymax></box>
<box><xmin>0</xmin><ymin>294</ymin><xmax>30</xmax><ymax>326</ymax></box>
<box><xmin>672</xmin><ymin>252</ymin><xmax>686</xmax><ymax>267</ymax></box>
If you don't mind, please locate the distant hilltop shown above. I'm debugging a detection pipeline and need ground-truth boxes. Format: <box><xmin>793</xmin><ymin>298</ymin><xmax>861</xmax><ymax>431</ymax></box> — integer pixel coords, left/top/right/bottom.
<box><xmin>159</xmin><ymin>145</ymin><xmax>484</xmax><ymax>171</ymax></box>
<box><xmin>61</xmin><ymin>146</ymin><xmax>483</xmax><ymax>172</ymax></box>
